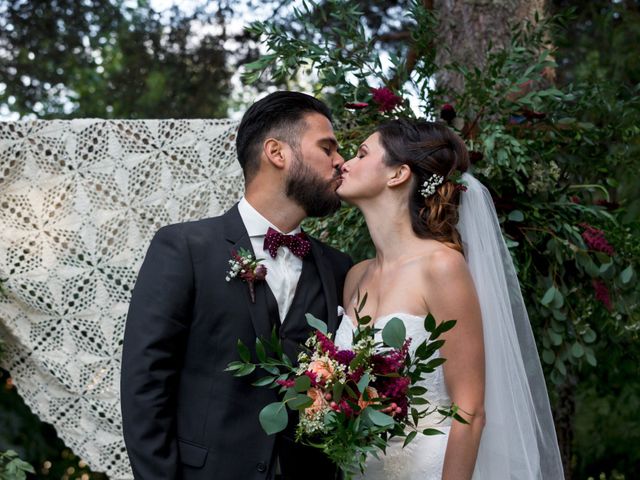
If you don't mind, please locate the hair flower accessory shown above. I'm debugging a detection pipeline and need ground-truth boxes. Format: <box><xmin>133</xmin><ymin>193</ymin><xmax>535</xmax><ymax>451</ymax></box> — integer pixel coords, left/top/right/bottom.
<box><xmin>419</xmin><ymin>173</ymin><xmax>445</xmax><ymax>198</ymax></box>
<box><xmin>226</xmin><ymin>248</ymin><xmax>267</xmax><ymax>303</ymax></box>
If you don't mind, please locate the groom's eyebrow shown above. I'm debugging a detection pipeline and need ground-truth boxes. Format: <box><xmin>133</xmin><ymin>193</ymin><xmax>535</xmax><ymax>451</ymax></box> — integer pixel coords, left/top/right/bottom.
<box><xmin>319</xmin><ymin>137</ymin><xmax>339</xmax><ymax>149</ymax></box>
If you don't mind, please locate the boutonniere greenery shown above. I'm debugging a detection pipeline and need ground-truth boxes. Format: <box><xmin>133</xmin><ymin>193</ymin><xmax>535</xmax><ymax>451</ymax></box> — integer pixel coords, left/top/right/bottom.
<box><xmin>226</xmin><ymin>248</ymin><xmax>267</xmax><ymax>303</ymax></box>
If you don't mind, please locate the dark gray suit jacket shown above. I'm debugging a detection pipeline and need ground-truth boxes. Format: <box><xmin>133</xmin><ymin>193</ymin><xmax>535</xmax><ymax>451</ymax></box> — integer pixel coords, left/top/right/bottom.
<box><xmin>120</xmin><ymin>204</ymin><xmax>352</xmax><ymax>479</ymax></box>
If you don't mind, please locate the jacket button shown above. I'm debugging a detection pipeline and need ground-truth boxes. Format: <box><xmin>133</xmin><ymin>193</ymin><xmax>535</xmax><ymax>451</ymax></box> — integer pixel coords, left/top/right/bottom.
<box><xmin>257</xmin><ymin>462</ymin><xmax>267</xmax><ymax>472</ymax></box>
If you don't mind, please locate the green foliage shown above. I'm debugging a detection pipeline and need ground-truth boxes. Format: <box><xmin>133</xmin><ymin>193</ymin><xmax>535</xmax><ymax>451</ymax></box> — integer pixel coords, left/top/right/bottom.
<box><xmin>244</xmin><ymin>0</ymin><xmax>640</xmax><ymax>385</ymax></box>
<box><xmin>0</xmin><ymin>1</ymin><xmax>237</xmax><ymax>118</ymax></box>
<box><xmin>0</xmin><ymin>450</ymin><xmax>35</xmax><ymax>480</ymax></box>
<box><xmin>244</xmin><ymin>0</ymin><xmax>639</xmax><ymax>476</ymax></box>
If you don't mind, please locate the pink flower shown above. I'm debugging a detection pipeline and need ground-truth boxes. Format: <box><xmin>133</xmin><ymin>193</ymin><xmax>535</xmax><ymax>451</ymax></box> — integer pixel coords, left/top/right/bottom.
<box><xmin>308</xmin><ymin>360</ymin><xmax>335</xmax><ymax>384</ymax></box>
<box><xmin>357</xmin><ymin>387</ymin><xmax>379</xmax><ymax>411</ymax></box>
<box><xmin>580</xmin><ymin>224</ymin><xmax>615</xmax><ymax>256</ymax></box>
<box><xmin>305</xmin><ymin>387</ymin><xmax>329</xmax><ymax>417</ymax></box>
<box><xmin>592</xmin><ymin>279</ymin><xmax>612</xmax><ymax>310</ymax></box>
<box><xmin>371</xmin><ymin>87</ymin><xmax>403</xmax><ymax>112</ymax></box>
<box><xmin>345</xmin><ymin>102</ymin><xmax>369</xmax><ymax>110</ymax></box>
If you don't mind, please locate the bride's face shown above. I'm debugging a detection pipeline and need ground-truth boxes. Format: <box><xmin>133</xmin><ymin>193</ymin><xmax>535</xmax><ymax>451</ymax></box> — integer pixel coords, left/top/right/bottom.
<box><xmin>337</xmin><ymin>132</ymin><xmax>393</xmax><ymax>203</ymax></box>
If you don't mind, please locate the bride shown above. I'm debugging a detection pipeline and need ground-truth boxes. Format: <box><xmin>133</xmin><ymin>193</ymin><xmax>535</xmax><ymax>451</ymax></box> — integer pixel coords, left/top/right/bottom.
<box><xmin>333</xmin><ymin>119</ymin><xmax>564</xmax><ymax>479</ymax></box>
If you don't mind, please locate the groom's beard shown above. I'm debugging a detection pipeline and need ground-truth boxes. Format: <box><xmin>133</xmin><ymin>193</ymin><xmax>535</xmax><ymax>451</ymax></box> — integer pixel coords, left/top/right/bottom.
<box><xmin>285</xmin><ymin>152</ymin><xmax>341</xmax><ymax>218</ymax></box>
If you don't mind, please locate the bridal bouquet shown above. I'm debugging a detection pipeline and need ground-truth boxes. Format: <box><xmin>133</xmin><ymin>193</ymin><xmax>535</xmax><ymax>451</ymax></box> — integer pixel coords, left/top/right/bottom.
<box><xmin>226</xmin><ymin>295</ymin><xmax>466</xmax><ymax>478</ymax></box>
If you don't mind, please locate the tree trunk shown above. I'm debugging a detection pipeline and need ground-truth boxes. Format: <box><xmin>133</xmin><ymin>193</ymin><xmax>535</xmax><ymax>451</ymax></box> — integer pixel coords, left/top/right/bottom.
<box><xmin>433</xmin><ymin>0</ymin><xmax>547</xmax><ymax>93</ymax></box>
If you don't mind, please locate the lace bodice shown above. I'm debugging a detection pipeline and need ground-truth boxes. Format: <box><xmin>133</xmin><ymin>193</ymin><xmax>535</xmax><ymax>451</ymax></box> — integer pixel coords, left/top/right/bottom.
<box><xmin>334</xmin><ymin>312</ymin><xmax>452</xmax><ymax>417</ymax></box>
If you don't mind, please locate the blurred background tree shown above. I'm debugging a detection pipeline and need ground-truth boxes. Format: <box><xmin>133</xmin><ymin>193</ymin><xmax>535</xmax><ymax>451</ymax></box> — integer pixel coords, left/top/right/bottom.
<box><xmin>1</xmin><ymin>1</ymin><xmax>639</xmax><ymax>479</ymax></box>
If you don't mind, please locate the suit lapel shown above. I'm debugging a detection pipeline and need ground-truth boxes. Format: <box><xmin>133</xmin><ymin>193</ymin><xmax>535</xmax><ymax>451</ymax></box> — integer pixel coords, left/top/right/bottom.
<box><xmin>309</xmin><ymin>239</ymin><xmax>339</xmax><ymax>334</ymax></box>
<box><xmin>223</xmin><ymin>204</ymin><xmax>273</xmax><ymax>340</ymax></box>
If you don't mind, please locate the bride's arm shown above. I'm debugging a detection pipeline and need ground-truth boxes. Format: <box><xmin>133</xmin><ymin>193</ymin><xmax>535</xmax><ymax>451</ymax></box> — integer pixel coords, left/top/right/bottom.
<box><xmin>423</xmin><ymin>248</ymin><xmax>485</xmax><ymax>480</ymax></box>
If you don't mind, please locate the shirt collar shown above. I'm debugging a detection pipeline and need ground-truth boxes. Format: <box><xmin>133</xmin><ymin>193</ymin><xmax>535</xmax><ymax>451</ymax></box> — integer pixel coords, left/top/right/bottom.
<box><xmin>238</xmin><ymin>197</ymin><xmax>302</xmax><ymax>237</ymax></box>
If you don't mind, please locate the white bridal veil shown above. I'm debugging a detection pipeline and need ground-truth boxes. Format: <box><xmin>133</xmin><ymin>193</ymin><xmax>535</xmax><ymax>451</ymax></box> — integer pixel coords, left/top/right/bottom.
<box><xmin>457</xmin><ymin>173</ymin><xmax>565</xmax><ymax>479</ymax></box>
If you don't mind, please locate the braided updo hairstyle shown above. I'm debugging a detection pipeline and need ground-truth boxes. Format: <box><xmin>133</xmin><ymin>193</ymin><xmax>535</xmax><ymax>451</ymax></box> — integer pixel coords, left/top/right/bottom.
<box><xmin>376</xmin><ymin>118</ymin><xmax>470</xmax><ymax>252</ymax></box>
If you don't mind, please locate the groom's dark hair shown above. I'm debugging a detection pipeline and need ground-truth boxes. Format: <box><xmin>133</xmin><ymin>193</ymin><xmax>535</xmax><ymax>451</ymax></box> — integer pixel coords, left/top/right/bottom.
<box><xmin>236</xmin><ymin>91</ymin><xmax>333</xmax><ymax>184</ymax></box>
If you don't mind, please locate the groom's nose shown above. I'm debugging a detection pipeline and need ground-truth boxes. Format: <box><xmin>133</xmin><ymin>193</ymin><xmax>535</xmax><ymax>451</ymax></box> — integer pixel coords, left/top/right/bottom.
<box><xmin>333</xmin><ymin>151</ymin><xmax>345</xmax><ymax>169</ymax></box>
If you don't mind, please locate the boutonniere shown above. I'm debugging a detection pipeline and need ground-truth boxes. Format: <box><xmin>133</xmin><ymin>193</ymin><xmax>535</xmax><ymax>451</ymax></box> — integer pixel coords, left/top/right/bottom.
<box><xmin>226</xmin><ymin>248</ymin><xmax>267</xmax><ymax>303</ymax></box>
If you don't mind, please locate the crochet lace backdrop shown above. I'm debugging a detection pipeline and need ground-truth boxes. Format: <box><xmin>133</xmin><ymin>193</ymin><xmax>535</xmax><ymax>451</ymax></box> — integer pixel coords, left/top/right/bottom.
<box><xmin>0</xmin><ymin>119</ymin><xmax>242</xmax><ymax>479</ymax></box>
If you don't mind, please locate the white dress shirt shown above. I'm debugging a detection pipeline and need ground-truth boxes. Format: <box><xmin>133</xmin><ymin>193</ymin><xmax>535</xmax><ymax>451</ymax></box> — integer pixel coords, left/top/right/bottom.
<box><xmin>237</xmin><ymin>197</ymin><xmax>304</xmax><ymax>323</ymax></box>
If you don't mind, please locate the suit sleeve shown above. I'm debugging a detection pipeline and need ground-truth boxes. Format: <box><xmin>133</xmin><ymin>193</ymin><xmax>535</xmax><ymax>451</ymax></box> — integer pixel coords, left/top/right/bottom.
<box><xmin>120</xmin><ymin>225</ymin><xmax>194</xmax><ymax>479</ymax></box>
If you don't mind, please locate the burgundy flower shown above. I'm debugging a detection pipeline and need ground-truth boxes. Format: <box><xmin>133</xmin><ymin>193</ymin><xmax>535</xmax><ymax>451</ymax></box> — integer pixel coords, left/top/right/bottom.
<box><xmin>315</xmin><ymin>331</ymin><xmax>338</xmax><ymax>356</ymax></box>
<box><xmin>440</xmin><ymin>104</ymin><xmax>456</xmax><ymax>123</ymax></box>
<box><xmin>570</xmin><ymin>196</ymin><xmax>581</xmax><ymax>204</ymax></box>
<box><xmin>345</xmin><ymin>102</ymin><xmax>369</xmax><ymax>110</ymax></box>
<box><xmin>335</xmin><ymin>349</ymin><xmax>356</xmax><ymax>366</ymax></box>
<box><xmin>580</xmin><ymin>223</ymin><xmax>615</xmax><ymax>256</ymax></box>
<box><xmin>371</xmin><ymin>87</ymin><xmax>403</xmax><ymax>112</ymax></box>
<box><xmin>592</xmin><ymin>279</ymin><xmax>612</xmax><ymax>310</ymax></box>
<box><xmin>596</xmin><ymin>199</ymin><xmax>620</xmax><ymax>211</ymax></box>
<box><xmin>276</xmin><ymin>379</ymin><xmax>295</xmax><ymax>388</ymax></box>
<box><xmin>469</xmin><ymin>151</ymin><xmax>484</xmax><ymax>164</ymax></box>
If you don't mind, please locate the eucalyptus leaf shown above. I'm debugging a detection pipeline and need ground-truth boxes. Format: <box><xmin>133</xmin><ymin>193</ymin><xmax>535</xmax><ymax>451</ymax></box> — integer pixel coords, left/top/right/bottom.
<box><xmin>366</xmin><ymin>408</ymin><xmax>395</xmax><ymax>427</ymax></box>
<box><xmin>294</xmin><ymin>375</ymin><xmax>312</xmax><ymax>393</ymax></box>
<box><xmin>541</xmin><ymin>286</ymin><xmax>557</xmax><ymax>306</ymax></box>
<box><xmin>621</xmin><ymin>265</ymin><xmax>634</xmax><ymax>284</ymax></box>
<box><xmin>422</xmin><ymin>428</ymin><xmax>445</xmax><ymax>436</ymax></box>
<box><xmin>382</xmin><ymin>317</ymin><xmax>406</xmax><ymax>349</ymax></box>
<box><xmin>259</xmin><ymin>402</ymin><xmax>288</xmax><ymax>435</ymax></box>
<box><xmin>571</xmin><ymin>342</ymin><xmax>585</xmax><ymax>358</ymax></box>
<box><xmin>305</xmin><ymin>313</ymin><xmax>328</xmax><ymax>334</ymax></box>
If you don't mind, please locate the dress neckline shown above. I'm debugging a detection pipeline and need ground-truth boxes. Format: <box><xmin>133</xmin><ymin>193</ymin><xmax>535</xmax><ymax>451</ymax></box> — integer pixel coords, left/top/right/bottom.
<box><xmin>342</xmin><ymin>311</ymin><xmax>427</xmax><ymax>329</ymax></box>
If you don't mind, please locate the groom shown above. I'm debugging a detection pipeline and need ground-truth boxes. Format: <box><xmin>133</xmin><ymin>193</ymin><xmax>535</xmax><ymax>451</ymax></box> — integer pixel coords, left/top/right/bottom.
<box><xmin>120</xmin><ymin>91</ymin><xmax>352</xmax><ymax>480</ymax></box>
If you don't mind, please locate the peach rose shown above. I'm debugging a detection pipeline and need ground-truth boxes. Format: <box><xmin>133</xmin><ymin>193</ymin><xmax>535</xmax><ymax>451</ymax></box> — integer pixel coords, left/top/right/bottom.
<box><xmin>308</xmin><ymin>360</ymin><xmax>334</xmax><ymax>383</ymax></box>
<box><xmin>357</xmin><ymin>387</ymin><xmax>379</xmax><ymax>411</ymax></box>
<box><xmin>305</xmin><ymin>387</ymin><xmax>328</xmax><ymax>416</ymax></box>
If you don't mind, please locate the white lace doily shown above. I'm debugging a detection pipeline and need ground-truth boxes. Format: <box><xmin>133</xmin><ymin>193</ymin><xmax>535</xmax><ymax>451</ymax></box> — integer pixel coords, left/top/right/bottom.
<box><xmin>0</xmin><ymin>119</ymin><xmax>243</xmax><ymax>479</ymax></box>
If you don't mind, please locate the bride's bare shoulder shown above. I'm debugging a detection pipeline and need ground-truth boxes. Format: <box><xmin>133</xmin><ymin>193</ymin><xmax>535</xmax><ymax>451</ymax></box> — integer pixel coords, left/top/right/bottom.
<box><xmin>418</xmin><ymin>243</ymin><xmax>468</xmax><ymax>281</ymax></box>
<box><xmin>343</xmin><ymin>259</ymin><xmax>373</xmax><ymax>303</ymax></box>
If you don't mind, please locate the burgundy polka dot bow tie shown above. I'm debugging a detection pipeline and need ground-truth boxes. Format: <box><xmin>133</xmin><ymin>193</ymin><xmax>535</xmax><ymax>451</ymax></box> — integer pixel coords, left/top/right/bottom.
<box><xmin>263</xmin><ymin>227</ymin><xmax>311</xmax><ymax>259</ymax></box>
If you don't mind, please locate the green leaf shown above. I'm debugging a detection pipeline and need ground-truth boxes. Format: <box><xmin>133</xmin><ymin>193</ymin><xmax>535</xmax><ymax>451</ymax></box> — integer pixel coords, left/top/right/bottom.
<box><xmin>582</xmin><ymin>329</ymin><xmax>597</xmax><ymax>344</ymax></box>
<box><xmin>541</xmin><ymin>286</ymin><xmax>557</xmax><ymax>306</ymax></box>
<box><xmin>621</xmin><ymin>265</ymin><xmax>634</xmax><ymax>284</ymax></box>
<box><xmin>430</xmin><ymin>319</ymin><xmax>457</xmax><ymax>340</ymax></box>
<box><xmin>252</xmin><ymin>376</ymin><xmax>276</xmax><ymax>387</ymax></box>
<box><xmin>571</xmin><ymin>342</ymin><xmax>584</xmax><ymax>358</ymax></box>
<box><xmin>305</xmin><ymin>313</ymin><xmax>328</xmax><ymax>334</ymax></box>
<box><xmin>549</xmin><ymin>330</ymin><xmax>563</xmax><ymax>346</ymax></box>
<box><xmin>422</xmin><ymin>428</ymin><xmax>445</xmax><ymax>436</ymax></box>
<box><xmin>332</xmin><ymin>382</ymin><xmax>344</xmax><ymax>402</ymax></box>
<box><xmin>357</xmin><ymin>372</ymin><xmax>371</xmax><ymax>393</ymax></box>
<box><xmin>237</xmin><ymin>339</ymin><xmax>251</xmax><ymax>362</ymax></box>
<box><xmin>236</xmin><ymin>363</ymin><xmax>256</xmax><ymax>377</ymax></box>
<box><xmin>508</xmin><ymin>210</ymin><xmax>524</xmax><ymax>222</ymax></box>
<box><xmin>542</xmin><ymin>349</ymin><xmax>555</xmax><ymax>364</ymax></box>
<box><xmin>255</xmin><ymin>339</ymin><xmax>266</xmax><ymax>363</ymax></box>
<box><xmin>366</xmin><ymin>408</ymin><xmax>395</xmax><ymax>427</ymax></box>
<box><xmin>288</xmin><ymin>394</ymin><xmax>314</xmax><ymax>410</ymax></box>
<box><xmin>259</xmin><ymin>402</ymin><xmax>288</xmax><ymax>435</ymax></box>
<box><xmin>585</xmin><ymin>348</ymin><xmax>597</xmax><ymax>367</ymax></box>
<box><xmin>382</xmin><ymin>317</ymin><xmax>406</xmax><ymax>349</ymax></box>
<box><xmin>294</xmin><ymin>375</ymin><xmax>312</xmax><ymax>393</ymax></box>
<box><xmin>424</xmin><ymin>313</ymin><xmax>436</xmax><ymax>332</ymax></box>
<box><xmin>403</xmin><ymin>430</ymin><xmax>418</xmax><ymax>447</ymax></box>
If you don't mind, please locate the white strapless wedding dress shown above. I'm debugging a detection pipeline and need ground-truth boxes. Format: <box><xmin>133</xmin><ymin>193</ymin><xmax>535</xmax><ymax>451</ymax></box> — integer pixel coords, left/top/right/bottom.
<box><xmin>334</xmin><ymin>312</ymin><xmax>452</xmax><ymax>480</ymax></box>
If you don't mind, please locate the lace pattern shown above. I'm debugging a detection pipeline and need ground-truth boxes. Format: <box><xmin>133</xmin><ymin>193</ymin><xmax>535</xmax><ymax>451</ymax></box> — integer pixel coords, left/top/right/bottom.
<box><xmin>0</xmin><ymin>119</ymin><xmax>242</xmax><ymax>479</ymax></box>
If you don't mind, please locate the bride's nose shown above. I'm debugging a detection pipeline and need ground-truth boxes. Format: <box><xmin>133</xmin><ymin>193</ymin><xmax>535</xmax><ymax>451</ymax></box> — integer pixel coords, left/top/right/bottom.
<box><xmin>340</xmin><ymin>159</ymin><xmax>352</xmax><ymax>173</ymax></box>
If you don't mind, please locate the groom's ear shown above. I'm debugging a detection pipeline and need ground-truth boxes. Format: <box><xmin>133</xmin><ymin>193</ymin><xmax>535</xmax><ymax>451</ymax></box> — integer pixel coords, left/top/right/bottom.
<box><xmin>263</xmin><ymin>138</ymin><xmax>287</xmax><ymax>169</ymax></box>
<box><xmin>387</xmin><ymin>164</ymin><xmax>412</xmax><ymax>188</ymax></box>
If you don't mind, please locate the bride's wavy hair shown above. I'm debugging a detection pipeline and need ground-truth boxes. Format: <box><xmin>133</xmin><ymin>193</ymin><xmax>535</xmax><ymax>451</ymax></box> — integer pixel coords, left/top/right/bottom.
<box><xmin>376</xmin><ymin>118</ymin><xmax>470</xmax><ymax>252</ymax></box>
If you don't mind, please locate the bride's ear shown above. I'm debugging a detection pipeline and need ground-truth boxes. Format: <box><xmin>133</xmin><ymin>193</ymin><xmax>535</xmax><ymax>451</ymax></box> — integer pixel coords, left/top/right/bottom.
<box><xmin>263</xmin><ymin>138</ymin><xmax>286</xmax><ymax>169</ymax></box>
<box><xmin>387</xmin><ymin>164</ymin><xmax>412</xmax><ymax>188</ymax></box>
